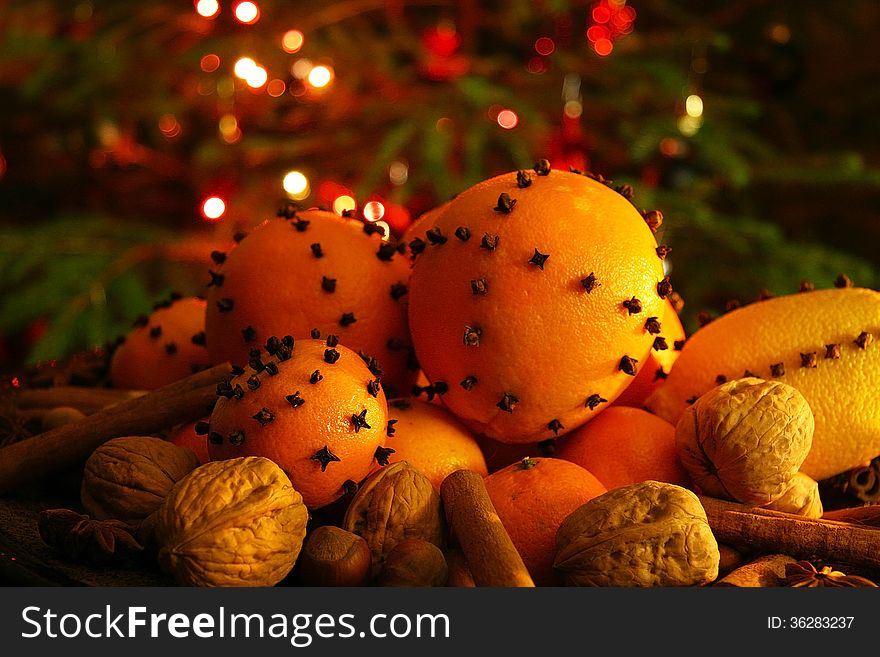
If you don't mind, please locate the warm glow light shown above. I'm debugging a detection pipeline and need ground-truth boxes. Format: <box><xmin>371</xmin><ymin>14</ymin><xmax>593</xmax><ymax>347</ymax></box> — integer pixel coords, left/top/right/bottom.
<box><xmin>389</xmin><ymin>161</ymin><xmax>408</xmax><ymax>185</ymax></box>
<box><xmin>291</xmin><ymin>58</ymin><xmax>313</xmax><ymax>79</ymax></box>
<box><xmin>333</xmin><ymin>195</ymin><xmax>357</xmax><ymax>215</ymax></box>
<box><xmin>496</xmin><ymin>109</ymin><xmax>519</xmax><ymax>129</ymax></box>
<box><xmin>219</xmin><ymin>114</ymin><xmax>238</xmax><ymax>137</ymax></box>
<box><xmin>527</xmin><ymin>56</ymin><xmax>547</xmax><ymax>74</ymax></box>
<box><xmin>267</xmin><ymin>79</ymin><xmax>286</xmax><ymax>97</ymax></box>
<box><xmin>246</xmin><ymin>65</ymin><xmax>268</xmax><ymax>88</ymax></box>
<box><xmin>216</xmin><ymin>78</ymin><xmax>235</xmax><ymax>98</ymax></box>
<box><xmin>282</xmin><ymin>29</ymin><xmax>304</xmax><ymax>53</ymax></box>
<box><xmin>534</xmin><ymin>37</ymin><xmax>555</xmax><ymax>56</ymax></box>
<box><xmin>363</xmin><ymin>201</ymin><xmax>385</xmax><ymax>222</ymax></box>
<box><xmin>563</xmin><ymin>100</ymin><xmax>583</xmax><ymax>119</ymax></box>
<box><xmin>587</xmin><ymin>25</ymin><xmax>608</xmax><ymax>43</ymax></box>
<box><xmin>283</xmin><ymin>170</ymin><xmax>309</xmax><ymax>196</ymax></box>
<box><xmin>373</xmin><ymin>220</ymin><xmax>391</xmax><ymax>240</ymax></box>
<box><xmin>158</xmin><ymin>114</ymin><xmax>181</xmax><ymax>138</ymax></box>
<box><xmin>200</xmin><ymin>54</ymin><xmax>220</xmax><ymax>72</ymax></box>
<box><xmin>678</xmin><ymin>115</ymin><xmax>702</xmax><ymax>137</ymax></box>
<box><xmin>592</xmin><ymin>5</ymin><xmax>611</xmax><ymax>23</ymax></box>
<box><xmin>234</xmin><ymin>57</ymin><xmax>257</xmax><ymax>79</ymax></box>
<box><xmin>234</xmin><ymin>1</ymin><xmax>259</xmax><ymax>24</ymax></box>
<box><xmin>594</xmin><ymin>38</ymin><xmax>613</xmax><ymax>56</ymax></box>
<box><xmin>685</xmin><ymin>94</ymin><xmax>704</xmax><ymax>118</ymax></box>
<box><xmin>307</xmin><ymin>65</ymin><xmax>332</xmax><ymax>88</ymax></box>
<box><xmin>660</xmin><ymin>137</ymin><xmax>685</xmax><ymax>157</ymax></box>
<box><xmin>769</xmin><ymin>23</ymin><xmax>791</xmax><ymax>44</ymax></box>
<box><xmin>195</xmin><ymin>0</ymin><xmax>219</xmax><ymax>19</ymax></box>
<box><xmin>201</xmin><ymin>196</ymin><xmax>226</xmax><ymax>221</ymax></box>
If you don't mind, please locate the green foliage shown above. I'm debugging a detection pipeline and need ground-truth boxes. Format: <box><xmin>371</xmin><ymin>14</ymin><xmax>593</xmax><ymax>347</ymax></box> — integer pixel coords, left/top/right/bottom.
<box><xmin>0</xmin><ymin>215</ymin><xmax>200</xmax><ymax>363</ymax></box>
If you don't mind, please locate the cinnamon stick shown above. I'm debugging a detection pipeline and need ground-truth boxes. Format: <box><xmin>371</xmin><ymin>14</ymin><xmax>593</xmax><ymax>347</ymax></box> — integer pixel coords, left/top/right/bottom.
<box><xmin>0</xmin><ymin>362</ymin><xmax>231</xmax><ymax>495</ymax></box>
<box><xmin>14</xmin><ymin>386</ymin><xmax>146</xmax><ymax>414</ymax></box>
<box><xmin>440</xmin><ymin>469</ymin><xmax>534</xmax><ymax>587</ymax></box>
<box><xmin>700</xmin><ymin>495</ymin><xmax>880</xmax><ymax>572</ymax></box>
<box><xmin>822</xmin><ymin>506</ymin><xmax>880</xmax><ymax>527</ymax></box>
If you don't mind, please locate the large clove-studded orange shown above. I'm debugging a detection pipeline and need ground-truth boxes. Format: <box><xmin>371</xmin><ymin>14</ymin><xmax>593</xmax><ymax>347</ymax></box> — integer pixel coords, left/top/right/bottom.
<box><xmin>613</xmin><ymin>298</ymin><xmax>686</xmax><ymax>408</ymax></box>
<box><xmin>204</xmin><ymin>210</ymin><xmax>415</xmax><ymax>397</ymax></box>
<box><xmin>207</xmin><ymin>337</ymin><xmax>388</xmax><ymax>509</ymax></box>
<box><xmin>407</xmin><ymin>166</ymin><xmax>667</xmax><ymax>443</ymax></box>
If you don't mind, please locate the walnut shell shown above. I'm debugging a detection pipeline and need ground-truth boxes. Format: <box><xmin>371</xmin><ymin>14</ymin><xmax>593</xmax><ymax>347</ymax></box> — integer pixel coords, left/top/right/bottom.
<box><xmin>675</xmin><ymin>378</ymin><xmax>814</xmax><ymax>505</ymax></box>
<box><xmin>81</xmin><ymin>436</ymin><xmax>201</xmax><ymax>526</ymax></box>
<box><xmin>342</xmin><ymin>461</ymin><xmax>445</xmax><ymax>577</ymax></box>
<box><xmin>762</xmin><ymin>472</ymin><xmax>823</xmax><ymax>518</ymax></box>
<box><xmin>554</xmin><ymin>481</ymin><xmax>719</xmax><ymax>587</ymax></box>
<box><xmin>155</xmin><ymin>456</ymin><xmax>309</xmax><ymax>587</ymax></box>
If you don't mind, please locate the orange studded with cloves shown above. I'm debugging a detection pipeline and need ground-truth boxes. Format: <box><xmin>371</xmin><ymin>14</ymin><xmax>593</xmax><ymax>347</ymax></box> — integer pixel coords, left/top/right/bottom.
<box><xmin>204</xmin><ymin>210</ymin><xmax>416</xmax><ymax>397</ymax></box>
<box><xmin>407</xmin><ymin>165</ymin><xmax>667</xmax><ymax>444</ymax></box>
<box><xmin>207</xmin><ymin>337</ymin><xmax>388</xmax><ymax>509</ymax></box>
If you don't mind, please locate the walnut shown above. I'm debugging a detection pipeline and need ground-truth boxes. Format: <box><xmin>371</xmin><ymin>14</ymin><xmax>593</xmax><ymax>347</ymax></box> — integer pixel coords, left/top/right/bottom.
<box><xmin>674</xmin><ymin>378</ymin><xmax>814</xmax><ymax>505</ymax></box>
<box><xmin>154</xmin><ymin>456</ymin><xmax>309</xmax><ymax>587</ymax></box>
<box><xmin>554</xmin><ymin>480</ymin><xmax>719</xmax><ymax>587</ymax></box>
<box><xmin>762</xmin><ymin>472</ymin><xmax>823</xmax><ymax>518</ymax></box>
<box><xmin>342</xmin><ymin>461</ymin><xmax>445</xmax><ymax>577</ymax></box>
<box><xmin>81</xmin><ymin>436</ymin><xmax>201</xmax><ymax>527</ymax></box>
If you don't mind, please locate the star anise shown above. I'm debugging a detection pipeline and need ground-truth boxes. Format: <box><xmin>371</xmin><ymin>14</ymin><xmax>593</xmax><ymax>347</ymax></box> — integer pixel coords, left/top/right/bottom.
<box><xmin>783</xmin><ymin>560</ymin><xmax>878</xmax><ymax>588</ymax></box>
<box><xmin>37</xmin><ymin>508</ymin><xmax>143</xmax><ymax>565</ymax></box>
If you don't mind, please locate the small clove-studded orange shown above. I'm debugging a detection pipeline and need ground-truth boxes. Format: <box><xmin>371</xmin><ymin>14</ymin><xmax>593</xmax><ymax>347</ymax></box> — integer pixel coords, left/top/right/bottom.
<box><xmin>204</xmin><ymin>210</ymin><xmax>416</xmax><ymax>397</ymax></box>
<box><xmin>408</xmin><ymin>166</ymin><xmax>667</xmax><ymax>443</ymax></box>
<box><xmin>110</xmin><ymin>296</ymin><xmax>210</xmax><ymax>390</ymax></box>
<box><xmin>207</xmin><ymin>337</ymin><xmax>388</xmax><ymax>509</ymax></box>
<box><xmin>483</xmin><ymin>456</ymin><xmax>606</xmax><ymax>585</ymax></box>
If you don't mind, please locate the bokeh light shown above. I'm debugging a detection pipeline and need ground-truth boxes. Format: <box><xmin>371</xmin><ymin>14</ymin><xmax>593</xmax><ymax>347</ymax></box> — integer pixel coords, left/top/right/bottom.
<box><xmin>219</xmin><ymin>114</ymin><xmax>240</xmax><ymax>143</ymax></box>
<box><xmin>333</xmin><ymin>195</ymin><xmax>357</xmax><ymax>215</ymax></box>
<box><xmin>201</xmin><ymin>196</ymin><xmax>226</xmax><ymax>221</ymax></box>
<box><xmin>363</xmin><ymin>201</ymin><xmax>385</xmax><ymax>222</ymax></box>
<box><xmin>195</xmin><ymin>0</ymin><xmax>219</xmax><ymax>19</ymax></box>
<box><xmin>200</xmin><ymin>54</ymin><xmax>220</xmax><ymax>72</ymax></box>
<box><xmin>594</xmin><ymin>38</ymin><xmax>613</xmax><ymax>56</ymax></box>
<box><xmin>563</xmin><ymin>100</ymin><xmax>583</xmax><ymax>119</ymax></box>
<box><xmin>283</xmin><ymin>170</ymin><xmax>309</xmax><ymax>198</ymax></box>
<box><xmin>282</xmin><ymin>30</ymin><xmax>305</xmax><ymax>53</ymax></box>
<box><xmin>307</xmin><ymin>65</ymin><xmax>333</xmax><ymax>88</ymax></box>
<box><xmin>373</xmin><ymin>220</ymin><xmax>391</xmax><ymax>240</ymax></box>
<box><xmin>685</xmin><ymin>94</ymin><xmax>704</xmax><ymax>118</ymax></box>
<box><xmin>496</xmin><ymin>109</ymin><xmax>519</xmax><ymax>129</ymax></box>
<box><xmin>678</xmin><ymin>115</ymin><xmax>702</xmax><ymax>137</ymax></box>
<box><xmin>234</xmin><ymin>1</ymin><xmax>259</xmax><ymax>24</ymax></box>
<box><xmin>234</xmin><ymin>57</ymin><xmax>257</xmax><ymax>79</ymax></box>
<box><xmin>592</xmin><ymin>5</ymin><xmax>611</xmax><ymax>23</ymax></box>
<box><xmin>158</xmin><ymin>114</ymin><xmax>181</xmax><ymax>139</ymax></box>
<box><xmin>266</xmin><ymin>79</ymin><xmax>286</xmax><ymax>97</ymax></box>
<box><xmin>245</xmin><ymin>65</ymin><xmax>268</xmax><ymax>88</ymax></box>
<box><xmin>534</xmin><ymin>37</ymin><xmax>555</xmax><ymax>56</ymax></box>
<box><xmin>291</xmin><ymin>58</ymin><xmax>313</xmax><ymax>79</ymax></box>
<box><xmin>389</xmin><ymin>161</ymin><xmax>408</xmax><ymax>186</ymax></box>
